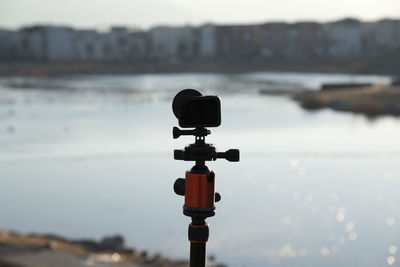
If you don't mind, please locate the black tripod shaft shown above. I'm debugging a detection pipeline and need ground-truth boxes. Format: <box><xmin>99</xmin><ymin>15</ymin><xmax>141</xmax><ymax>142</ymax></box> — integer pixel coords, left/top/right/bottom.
<box><xmin>190</xmin><ymin>242</ymin><xmax>206</xmax><ymax>267</ymax></box>
<box><xmin>188</xmin><ymin>218</ymin><xmax>209</xmax><ymax>267</ymax></box>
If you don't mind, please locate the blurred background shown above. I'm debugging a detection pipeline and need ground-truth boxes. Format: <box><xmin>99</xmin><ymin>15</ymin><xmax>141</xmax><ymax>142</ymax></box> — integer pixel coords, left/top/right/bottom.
<box><xmin>0</xmin><ymin>1</ymin><xmax>400</xmax><ymax>267</ymax></box>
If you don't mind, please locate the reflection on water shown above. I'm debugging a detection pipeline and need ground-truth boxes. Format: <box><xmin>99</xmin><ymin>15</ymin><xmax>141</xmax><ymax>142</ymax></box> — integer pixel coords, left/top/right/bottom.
<box><xmin>0</xmin><ymin>72</ymin><xmax>399</xmax><ymax>267</ymax></box>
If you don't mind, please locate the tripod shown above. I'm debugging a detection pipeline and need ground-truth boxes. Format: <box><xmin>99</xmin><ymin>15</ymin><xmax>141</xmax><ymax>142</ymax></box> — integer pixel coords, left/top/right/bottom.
<box><xmin>172</xmin><ymin>89</ymin><xmax>239</xmax><ymax>267</ymax></box>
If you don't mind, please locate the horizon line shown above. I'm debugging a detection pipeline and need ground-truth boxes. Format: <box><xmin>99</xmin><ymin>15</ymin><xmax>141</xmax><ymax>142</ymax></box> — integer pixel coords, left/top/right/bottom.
<box><xmin>1</xmin><ymin>16</ymin><xmax>399</xmax><ymax>32</ymax></box>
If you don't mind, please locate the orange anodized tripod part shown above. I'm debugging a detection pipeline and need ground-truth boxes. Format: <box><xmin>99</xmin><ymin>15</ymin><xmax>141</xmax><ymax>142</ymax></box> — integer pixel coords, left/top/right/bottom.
<box><xmin>184</xmin><ymin>171</ymin><xmax>215</xmax><ymax>210</ymax></box>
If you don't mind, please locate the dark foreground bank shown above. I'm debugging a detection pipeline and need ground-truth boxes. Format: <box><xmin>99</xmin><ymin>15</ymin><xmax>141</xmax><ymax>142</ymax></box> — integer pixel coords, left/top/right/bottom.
<box><xmin>0</xmin><ymin>231</ymin><xmax>226</xmax><ymax>267</ymax></box>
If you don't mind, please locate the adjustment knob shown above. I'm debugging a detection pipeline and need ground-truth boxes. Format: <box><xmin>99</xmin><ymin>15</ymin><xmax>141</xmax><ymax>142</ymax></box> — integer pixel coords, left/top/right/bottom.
<box><xmin>173</xmin><ymin>127</ymin><xmax>181</xmax><ymax>139</ymax></box>
<box><xmin>215</xmin><ymin>192</ymin><xmax>221</xmax><ymax>202</ymax></box>
<box><xmin>226</xmin><ymin>149</ymin><xmax>240</xmax><ymax>162</ymax></box>
<box><xmin>174</xmin><ymin>178</ymin><xmax>185</xmax><ymax>196</ymax></box>
<box><xmin>174</xmin><ymin>149</ymin><xmax>185</xmax><ymax>160</ymax></box>
<box><xmin>216</xmin><ymin>149</ymin><xmax>240</xmax><ymax>162</ymax></box>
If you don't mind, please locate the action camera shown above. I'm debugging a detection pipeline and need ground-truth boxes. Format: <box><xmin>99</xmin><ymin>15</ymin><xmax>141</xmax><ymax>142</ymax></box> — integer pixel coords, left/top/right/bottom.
<box><xmin>172</xmin><ymin>89</ymin><xmax>221</xmax><ymax>128</ymax></box>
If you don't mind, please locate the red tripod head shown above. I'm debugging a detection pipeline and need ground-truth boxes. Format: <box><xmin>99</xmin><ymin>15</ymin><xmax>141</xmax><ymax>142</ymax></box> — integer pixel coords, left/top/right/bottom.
<box><xmin>172</xmin><ymin>89</ymin><xmax>239</xmax><ymax>219</ymax></box>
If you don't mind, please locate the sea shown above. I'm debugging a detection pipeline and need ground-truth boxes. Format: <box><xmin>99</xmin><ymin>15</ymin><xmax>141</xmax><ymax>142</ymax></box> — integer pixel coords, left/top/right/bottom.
<box><xmin>0</xmin><ymin>72</ymin><xmax>399</xmax><ymax>267</ymax></box>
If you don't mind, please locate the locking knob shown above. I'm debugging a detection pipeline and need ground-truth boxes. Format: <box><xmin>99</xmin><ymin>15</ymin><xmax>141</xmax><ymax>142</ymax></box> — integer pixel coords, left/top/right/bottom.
<box><xmin>216</xmin><ymin>149</ymin><xmax>240</xmax><ymax>162</ymax></box>
<box><xmin>215</xmin><ymin>192</ymin><xmax>221</xmax><ymax>202</ymax></box>
<box><xmin>174</xmin><ymin>178</ymin><xmax>185</xmax><ymax>196</ymax></box>
<box><xmin>226</xmin><ymin>149</ymin><xmax>240</xmax><ymax>162</ymax></box>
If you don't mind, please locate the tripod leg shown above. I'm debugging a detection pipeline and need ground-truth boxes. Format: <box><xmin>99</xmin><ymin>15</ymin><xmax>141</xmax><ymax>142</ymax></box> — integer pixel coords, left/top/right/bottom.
<box><xmin>188</xmin><ymin>218</ymin><xmax>209</xmax><ymax>267</ymax></box>
<box><xmin>190</xmin><ymin>242</ymin><xmax>206</xmax><ymax>267</ymax></box>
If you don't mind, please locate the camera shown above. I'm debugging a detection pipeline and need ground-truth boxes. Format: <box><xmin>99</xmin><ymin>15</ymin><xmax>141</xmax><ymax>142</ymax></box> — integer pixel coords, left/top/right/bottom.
<box><xmin>172</xmin><ymin>89</ymin><xmax>221</xmax><ymax>128</ymax></box>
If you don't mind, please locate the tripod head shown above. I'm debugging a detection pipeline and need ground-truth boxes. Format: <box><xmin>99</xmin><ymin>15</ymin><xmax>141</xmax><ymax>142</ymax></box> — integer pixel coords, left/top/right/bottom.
<box><xmin>173</xmin><ymin>127</ymin><xmax>239</xmax><ymax>162</ymax></box>
<box><xmin>172</xmin><ymin>88</ymin><xmax>240</xmax><ymax>216</ymax></box>
<box><xmin>172</xmin><ymin>89</ymin><xmax>239</xmax><ymax>164</ymax></box>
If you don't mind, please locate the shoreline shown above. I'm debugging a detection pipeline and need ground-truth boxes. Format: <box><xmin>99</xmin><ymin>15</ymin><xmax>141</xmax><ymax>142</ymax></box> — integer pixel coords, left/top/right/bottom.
<box><xmin>0</xmin><ymin>60</ymin><xmax>398</xmax><ymax>77</ymax></box>
<box><xmin>0</xmin><ymin>230</ymin><xmax>225</xmax><ymax>267</ymax></box>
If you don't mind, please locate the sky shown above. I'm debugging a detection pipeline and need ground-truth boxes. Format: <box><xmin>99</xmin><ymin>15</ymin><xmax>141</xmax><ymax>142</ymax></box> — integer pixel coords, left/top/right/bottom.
<box><xmin>1</xmin><ymin>0</ymin><xmax>399</xmax><ymax>30</ymax></box>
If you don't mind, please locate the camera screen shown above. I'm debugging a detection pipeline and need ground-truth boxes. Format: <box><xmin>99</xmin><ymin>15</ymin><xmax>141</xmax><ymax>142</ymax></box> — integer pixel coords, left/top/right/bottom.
<box><xmin>179</xmin><ymin>96</ymin><xmax>221</xmax><ymax>128</ymax></box>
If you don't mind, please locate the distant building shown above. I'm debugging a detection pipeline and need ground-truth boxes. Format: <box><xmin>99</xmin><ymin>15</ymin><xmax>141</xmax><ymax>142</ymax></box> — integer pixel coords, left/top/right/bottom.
<box><xmin>324</xmin><ymin>18</ymin><xmax>363</xmax><ymax>57</ymax></box>
<box><xmin>0</xmin><ymin>29</ymin><xmax>15</xmax><ymax>60</ymax></box>
<box><xmin>73</xmin><ymin>30</ymin><xmax>103</xmax><ymax>61</ymax></box>
<box><xmin>129</xmin><ymin>31</ymin><xmax>149</xmax><ymax>60</ymax></box>
<box><xmin>199</xmin><ymin>24</ymin><xmax>216</xmax><ymax>58</ymax></box>
<box><xmin>0</xmin><ymin>18</ymin><xmax>399</xmax><ymax>63</ymax></box>
<box><xmin>16</xmin><ymin>26</ymin><xmax>46</xmax><ymax>60</ymax></box>
<box><xmin>0</xmin><ymin>26</ymin><xmax>75</xmax><ymax>61</ymax></box>
<box><xmin>374</xmin><ymin>19</ymin><xmax>400</xmax><ymax>48</ymax></box>
<box><xmin>149</xmin><ymin>26</ymin><xmax>197</xmax><ymax>61</ymax></box>
<box><xmin>214</xmin><ymin>24</ymin><xmax>257</xmax><ymax>60</ymax></box>
<box><xmin>43</xmin><ymin>26</ymin><xmax>75</xmax><ymax>61</ymax></box>
<box><xmin>71</xmin><ymin>27</ymin><xmax>149</xmax><ymax>62</ymax></box>
<box><xmin>257</xmin><ymin>23</ymin><xmax>290</xmax><ymax>59</ymax></box>
<box><xmin>362</xmin><ymin>19</ymin><xmax>400</xmax><ymax>54</ymax></box>
<box><xmin>0</xmin><ymin>27</ymin><xmax>46</xmax><ymax>61</ymax></box>
<box><xmin>108</xmin><ymin>28</ymin><xmax>148</xmax><ymax>61</ymax></box>
<box><xmin>287</xmin><ymin>22</ymin><xmax>324</xmax><ymax>59</ymax></box>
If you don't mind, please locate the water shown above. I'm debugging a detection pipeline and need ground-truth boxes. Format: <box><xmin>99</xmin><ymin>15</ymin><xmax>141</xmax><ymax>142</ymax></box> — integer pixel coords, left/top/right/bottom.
<box><xmin>0</xmin><ymin>72</ymin><xmax>399</xmax><ymax>267</ymax></box>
